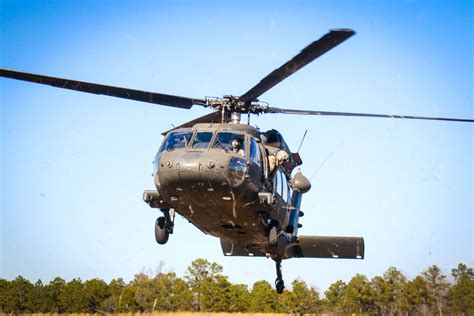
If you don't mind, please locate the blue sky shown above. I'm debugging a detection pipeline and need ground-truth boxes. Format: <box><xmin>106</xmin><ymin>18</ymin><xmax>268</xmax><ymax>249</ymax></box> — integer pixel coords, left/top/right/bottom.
<box><xmin>1</xmin><ymin>0</ymin><xmax>472</xmax><ymax>293</ymax></box>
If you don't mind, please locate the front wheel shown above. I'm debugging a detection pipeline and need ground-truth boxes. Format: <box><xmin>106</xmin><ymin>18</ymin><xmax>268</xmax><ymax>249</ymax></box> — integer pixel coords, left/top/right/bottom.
<box><xmin>275</xmin><ymin>279</ymin><xmax>285</xmax><ymax>294</ymax></box>
<box><xmin>155</xmin><ymin>216</ymin><xmax>169</xmax><ymax>245</ymax></box>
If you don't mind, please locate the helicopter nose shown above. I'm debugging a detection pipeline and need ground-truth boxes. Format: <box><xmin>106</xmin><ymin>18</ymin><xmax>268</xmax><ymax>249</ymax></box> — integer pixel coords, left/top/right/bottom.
<box><xmin>179</xmin><ymin>159</ymin><xmax>200</xmax><ymax>171</ymax></box>
<box><xmin>157</xmin><ymin>151</ymin><xmax>227</xmax><ymax>188</ymax></box>
<box><xmin>155</xmin><ymin>150</ymin><xmax>254</xmax><ymax>208</ymax></box>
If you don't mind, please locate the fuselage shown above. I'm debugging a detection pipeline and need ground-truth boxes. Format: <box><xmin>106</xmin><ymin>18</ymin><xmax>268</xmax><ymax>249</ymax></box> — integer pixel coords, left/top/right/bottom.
<box><xmin>153</xmin><ymin>123</ymin><xmax>292</xmax><ymax>248</ymax></box>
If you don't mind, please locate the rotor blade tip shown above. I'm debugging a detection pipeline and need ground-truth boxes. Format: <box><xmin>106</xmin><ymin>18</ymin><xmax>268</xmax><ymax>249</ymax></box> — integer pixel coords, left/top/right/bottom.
<box><xmin>331</xmin><ymin>28</ymin><xmax>356</xmax><ymax>35</ymax></box>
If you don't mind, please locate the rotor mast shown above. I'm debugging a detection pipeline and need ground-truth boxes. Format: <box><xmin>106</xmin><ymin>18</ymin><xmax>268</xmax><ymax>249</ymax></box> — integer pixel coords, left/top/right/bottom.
<box><xmin>207</xmin><ymin>95</ymin><xmax>249</xmax><ymax>124</ymax></box>
<box><xmin>230</xmin><ymin>112</ymin><xmax>241</xmax><ymax>124</ymax></box>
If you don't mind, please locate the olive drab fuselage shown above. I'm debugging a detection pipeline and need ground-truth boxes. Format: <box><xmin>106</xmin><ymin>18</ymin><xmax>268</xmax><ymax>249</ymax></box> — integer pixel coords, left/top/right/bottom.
<box><xmin>152</xmin><ymin>123</ymin><xmax>296</xmax><ymax>254</ymax></box>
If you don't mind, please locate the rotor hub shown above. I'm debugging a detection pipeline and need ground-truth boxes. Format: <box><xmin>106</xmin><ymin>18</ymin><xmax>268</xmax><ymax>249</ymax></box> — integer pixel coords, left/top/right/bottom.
<box><xmin>205</xmin><ymin>96</ymin><xmax>270</xmax><ymax>119</ymax></box>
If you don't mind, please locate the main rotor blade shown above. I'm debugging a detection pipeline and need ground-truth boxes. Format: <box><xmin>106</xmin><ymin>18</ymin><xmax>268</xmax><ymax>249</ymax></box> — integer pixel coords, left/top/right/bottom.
<box><xmin>0</xmin><ymin>68</ymin><xmax>208</xmax><ymax>109</ymax></box>
<box><xmin>267</xmin><ymin>107</ymin><xmax>474</xmax><ymax>123</ymax></box>
<box><xmin>238</xmin><ymin>29</ymin><xmax>355</xmax><ymax>104</ymax></box>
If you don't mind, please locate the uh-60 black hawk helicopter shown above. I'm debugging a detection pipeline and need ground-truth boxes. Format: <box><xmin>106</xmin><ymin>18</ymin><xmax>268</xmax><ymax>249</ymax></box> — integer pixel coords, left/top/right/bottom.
<box><xmin>1</xmin><ymin>29</ymin><xmax>473</xmax><ymax>293</ymax></box>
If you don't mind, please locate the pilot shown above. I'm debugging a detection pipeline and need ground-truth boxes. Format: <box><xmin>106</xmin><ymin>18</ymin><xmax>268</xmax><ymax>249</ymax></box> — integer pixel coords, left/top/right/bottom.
<box><xmin>231</xmin><ymin>136</ymin><xmax>245</xmax><ymax>157</ymax></box>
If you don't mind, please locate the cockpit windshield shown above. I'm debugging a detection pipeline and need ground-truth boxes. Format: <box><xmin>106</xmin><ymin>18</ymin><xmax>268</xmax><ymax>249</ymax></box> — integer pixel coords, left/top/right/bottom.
<box><xmin>160</xmin><ymin>131</ymin><xmax>192</xmax><ymax>152</ymax></box>
<box><xmin>212</xmin><ymin>132</ymin><xmax>245</xmax><ymax>156</ymax></box>
<box><xmin>191</xmin><ymin>131</ymin><xmax>214</xmax><ymax>149</ymax></box>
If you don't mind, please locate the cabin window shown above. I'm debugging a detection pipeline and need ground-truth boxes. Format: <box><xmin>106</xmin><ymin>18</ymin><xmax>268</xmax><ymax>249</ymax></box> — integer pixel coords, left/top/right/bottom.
<box><xmin>273</xmin><ymin>169</ymin><xmax>290</xmax><ymax>201</ymax></box>
<box><xmin>160</xmin><ymin>131</ymin><xmax>193</xmax><ymax>152</ymax></box>
<box><xmin>281</xmin><ymin>172</ymin><xmax>289</xmax><ymax>202</ymax></box>
<box><xmin>273</xmin><ymin>171</ymin><xmax>279</xmax><ymax>195</ymax></box>
<box><xmin>212</xmin><ymin>132</ymin><xmax>245</xmax><ymax>156</ymax></box>
<box><xmin>259</xmin><ymin>143</ymin><xmax>269</xmax><ymax>179</ymax></box>
<box><xmin>192</xmin><ymin>131</ymin><xmax>214</xmax><ymax>149</ymax></box>
<box><xmin>249</xmin><ymin>137</ymin><xmax>261</xmax><ymax>166</ymax></box>
<box><xmin>273</xmin><ymin>169</ymin><xmax>283</xmax><ymax>196</ymax></box>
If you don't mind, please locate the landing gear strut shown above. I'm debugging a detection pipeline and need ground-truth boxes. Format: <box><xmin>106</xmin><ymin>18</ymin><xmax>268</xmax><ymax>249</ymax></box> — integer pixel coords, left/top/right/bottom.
<box><xmin>155</xmin><ymin>208</ymin><xmax>175</xmax><ymax>245</ymax></box>
<box><xmin>274</xmin><ymin>259</ymin><xmax>285</xmax><ymax>294</ymax></box>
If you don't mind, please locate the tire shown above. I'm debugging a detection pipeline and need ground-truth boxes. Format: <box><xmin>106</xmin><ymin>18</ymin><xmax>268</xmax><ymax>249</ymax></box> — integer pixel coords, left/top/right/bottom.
<box><xmin>155</xmin><ymin>216</ymin><xmax>169</xmax><ymax>245</ymax></box>
<box><xmin>276</xmin><ymin>280</ymin><xmax>285</xmax><ymax>294</ymax></box>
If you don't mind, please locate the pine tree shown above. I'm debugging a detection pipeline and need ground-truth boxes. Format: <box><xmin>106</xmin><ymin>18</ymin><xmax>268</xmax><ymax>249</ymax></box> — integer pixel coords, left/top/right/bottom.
<box><xmin>422</xmin><ymin>265</ymin><xmax>449</xmax><ymax>315</ymax></box>
<box><xmin>343</xmin><ymin>274</ymin><xmax>373</xmax><ymax>313</ymax></box>
<box><xmin>447</xmin><ymin>263</ymin><xmax>474</xmax><ymax>315</ymax></box>
<box><xmin>285</xmin><ymin>279</ymin><xmax>320</xmax><ymax>314</ymax></box>
<box><xmin>324</xmin><ymin>279</ymin><xmax>346</xmax><ymax>314</ymax></box>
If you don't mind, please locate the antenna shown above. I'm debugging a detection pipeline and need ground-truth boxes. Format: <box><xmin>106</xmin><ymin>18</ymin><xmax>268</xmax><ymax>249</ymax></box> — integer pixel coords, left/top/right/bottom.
<box><xmin>310</xmin><ymin>152</ymin><xmax>333</xmax><ymax>180</ymax></box>
<box><xmin>297</xmin><ymin>129</ymin><xmax>308</xmax><ymax>153</ymax></box>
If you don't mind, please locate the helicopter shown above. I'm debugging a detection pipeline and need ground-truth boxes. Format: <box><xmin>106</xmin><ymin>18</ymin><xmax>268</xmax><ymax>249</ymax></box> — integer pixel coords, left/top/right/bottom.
<box><xmin>1</xmin><ymin>29</ymin><xmax>472</xmax><ymax>294</ymax></box>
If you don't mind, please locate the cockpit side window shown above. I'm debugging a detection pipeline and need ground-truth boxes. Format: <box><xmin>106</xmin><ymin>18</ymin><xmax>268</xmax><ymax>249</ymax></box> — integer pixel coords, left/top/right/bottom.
<box><xmin>249</xmin><ymin>137</ymin><xmax>261</xmax><ymax>166</ymax></box>
<box><xmin>212</xmin><ymin>132</ymin><xmax>245</xmax><ymax>156</ymax></box>
<box><xmin>160</xmin><ymin>131</ymin><xmax>192</xmax><ymax>152</ymax></box>
<box><xmin>191</xmin><ymin>131</ymin><xmax>214</xmax><ymax>149</ymax></box>
<box><xmin>273</xmin><ymin>169</ymin><xmax>282</xmax><ymax>196</ymax></box>
<box><xmin>273</xmin><ymin>169</ymin><xmax>289</xmax><ymax>197</ymax></box>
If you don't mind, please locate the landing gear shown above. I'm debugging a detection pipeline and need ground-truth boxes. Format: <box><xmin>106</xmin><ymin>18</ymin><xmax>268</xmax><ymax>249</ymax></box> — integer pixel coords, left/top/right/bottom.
<box><xmin>155</xmin><ymin>217</ymin><xmax>168</xmax><ymax>244</ymax></box>
<box><xmin>274</xmin><ymin>260</ymin><xmax>285</xmax><ymax>294</ymax></box>
<box><xmin>155</xmin><ymin>208</ymin><xmax>174</xmax><ymax>245</ymax></box>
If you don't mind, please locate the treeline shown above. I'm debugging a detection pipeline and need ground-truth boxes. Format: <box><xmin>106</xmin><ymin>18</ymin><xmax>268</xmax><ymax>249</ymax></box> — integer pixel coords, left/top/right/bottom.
<box><xmin>0</xmin><ymin>259</ymin><xmax>473</xmax><ymax>315</ymax></box>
